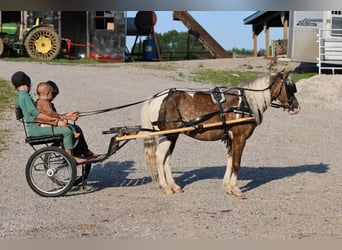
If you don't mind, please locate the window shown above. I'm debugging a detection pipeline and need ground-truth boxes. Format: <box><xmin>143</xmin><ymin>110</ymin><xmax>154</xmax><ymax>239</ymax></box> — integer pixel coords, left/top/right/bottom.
<box><xmin>95</xmin><ymin>11</ymin><xmax>115</xmax><ymax>30</ymax></box>
<box><xmin>331</xmin><ymin>11</ymin><xmax>342</xmax><ymax>36</ymax></box>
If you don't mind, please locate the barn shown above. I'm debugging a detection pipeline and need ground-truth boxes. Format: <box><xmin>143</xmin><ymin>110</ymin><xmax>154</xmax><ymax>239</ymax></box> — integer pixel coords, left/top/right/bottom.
<box><xmin>0</xmin><ymin>11</ymin><xmax>126</xmax><ymax>60</ymax></box>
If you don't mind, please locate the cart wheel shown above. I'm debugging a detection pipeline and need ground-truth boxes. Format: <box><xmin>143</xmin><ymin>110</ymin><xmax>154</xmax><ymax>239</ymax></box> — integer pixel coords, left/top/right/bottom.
<box><xmin>24</xmin><ymin>26</ymin><xmax>61</xmax><ymax>61</ymax></box>
<box><xmin>25</xmin><ymin>146</ymin><xmax>76</xmax><ymax>197</ymax></box>
<box><xmin>0</xmin><ymin>38</ymin><xmax>4</xmax><ymax>56</ymax></box>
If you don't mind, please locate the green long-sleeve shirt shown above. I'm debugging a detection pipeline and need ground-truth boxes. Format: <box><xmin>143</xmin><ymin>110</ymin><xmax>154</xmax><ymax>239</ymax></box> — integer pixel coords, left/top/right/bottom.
<box><xmin>15</xmin><ymin>90</ymin><xmax>76</xmax><ymax>149</ymax></box>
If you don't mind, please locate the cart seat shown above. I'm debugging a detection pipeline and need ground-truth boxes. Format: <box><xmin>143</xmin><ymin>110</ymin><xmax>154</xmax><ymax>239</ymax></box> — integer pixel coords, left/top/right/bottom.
<box><xmin>25</xmin><ymin>134</ymin><xmax>64</xmax><ymax>146</ymax></box>
<box><xmin>15</xmin><ymin>107</ymin><xmax>64</xmax><ymax>146</ymax></box>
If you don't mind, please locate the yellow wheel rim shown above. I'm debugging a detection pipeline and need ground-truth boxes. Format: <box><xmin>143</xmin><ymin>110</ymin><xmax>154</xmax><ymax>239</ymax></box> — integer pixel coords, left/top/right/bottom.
<box><xmin>34</xmin><ymin>36</ymin><xmax>52</xmax><ymax>54</ymax></box>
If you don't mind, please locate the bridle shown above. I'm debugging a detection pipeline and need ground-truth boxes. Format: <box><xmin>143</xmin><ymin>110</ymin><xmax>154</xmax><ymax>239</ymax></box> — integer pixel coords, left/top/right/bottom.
<box><xmin>271</xmin><ymin>75</ymin><xmax>297</xmax><ymax>111</ymax></box>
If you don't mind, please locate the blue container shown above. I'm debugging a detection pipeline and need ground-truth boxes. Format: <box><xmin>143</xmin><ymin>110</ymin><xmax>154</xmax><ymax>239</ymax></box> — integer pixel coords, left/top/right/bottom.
<box><xmin>143</xmin><ymin>39</ymin><xmax>157</xmax><ymax>61</ymax></box>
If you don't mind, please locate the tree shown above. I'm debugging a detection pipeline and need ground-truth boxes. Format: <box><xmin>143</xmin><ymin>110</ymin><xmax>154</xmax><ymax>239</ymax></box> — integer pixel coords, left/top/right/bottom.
<box><xmin>132</xmin><ymin>30</ymin><xmax>213</xmax><ymax>61</ymax></box>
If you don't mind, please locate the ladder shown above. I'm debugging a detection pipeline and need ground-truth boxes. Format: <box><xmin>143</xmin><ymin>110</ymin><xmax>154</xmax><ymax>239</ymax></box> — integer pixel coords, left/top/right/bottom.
<box><xmin>173</xmin><ymin>11</ymin><xmax>230</xmax><ymax>58</ymax></box>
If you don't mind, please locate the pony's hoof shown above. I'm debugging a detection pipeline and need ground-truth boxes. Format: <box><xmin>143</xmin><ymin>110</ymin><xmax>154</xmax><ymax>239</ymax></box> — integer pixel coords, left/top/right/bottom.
<box><xmin>232</xmin><ymin>187</ymin><xmax>246</xmax><ymax>199</ymax></box>
<box><xmin>225</xmin><ymin>186</ymin><xmax>246</xmax><ymax>198</ymax></box>
<box><xmin>173</xmin><ymin>187</ymin><xmax>184</xmax><ymax>193</ymax></box>
<box><xmin>163</xmin><ymin>188</ymin><xmax>174</xmax><ymax>195</ymax></box>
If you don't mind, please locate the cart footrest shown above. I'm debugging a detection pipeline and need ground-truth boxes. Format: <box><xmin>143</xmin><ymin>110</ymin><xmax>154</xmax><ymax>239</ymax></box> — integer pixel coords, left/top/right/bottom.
<box><xmin>102</xmin><ymin>125</ymin><xmax>141</xmax><ymax>135</ymax></box>
<box><xmin>83</xmin><ymin>136</ymin><xmax>121</xmax><ymax>164</ymax></box>
<box><xmin>83</xmin><ymin>154</ymin><xmax>108</xmax><ymax>164</ymax></box>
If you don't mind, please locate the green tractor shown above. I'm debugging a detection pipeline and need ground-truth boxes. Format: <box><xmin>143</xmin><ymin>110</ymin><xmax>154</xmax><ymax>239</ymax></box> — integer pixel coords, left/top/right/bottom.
<box><xmin>0</xmin><ymin>19</ymin><xmax>61</xmax><ymax>61</ymax></box>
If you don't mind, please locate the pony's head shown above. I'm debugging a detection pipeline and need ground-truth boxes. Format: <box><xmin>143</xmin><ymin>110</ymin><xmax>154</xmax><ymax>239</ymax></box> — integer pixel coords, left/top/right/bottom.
<box><xmin>270</xmin><ymin>71</ymin><xmax>300</xmax><ymax>115</ymax></box>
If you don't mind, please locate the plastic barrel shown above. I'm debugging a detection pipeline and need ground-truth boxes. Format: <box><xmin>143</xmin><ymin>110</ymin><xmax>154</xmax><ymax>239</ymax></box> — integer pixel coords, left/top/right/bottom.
<box><xmin>143</xmin><ymin>39</ymin><xmax>156</xmax><ymax>61</ymax></box>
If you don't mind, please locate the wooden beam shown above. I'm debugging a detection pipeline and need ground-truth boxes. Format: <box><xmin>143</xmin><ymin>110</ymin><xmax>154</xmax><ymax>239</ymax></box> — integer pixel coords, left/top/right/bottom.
<box><xmin>283</xmin><ymin>18</ymin><xmax>288</xmax><ymax>40</ymax></box>
<box><xmin>253</xmin><ymin>32</ymin><xmax>258</xmax><ymax>57</ymax></box>
<box><xmin>265</xmin><ymin>25</ymin><xmax>270</xmax><ymax>57</ymax></box>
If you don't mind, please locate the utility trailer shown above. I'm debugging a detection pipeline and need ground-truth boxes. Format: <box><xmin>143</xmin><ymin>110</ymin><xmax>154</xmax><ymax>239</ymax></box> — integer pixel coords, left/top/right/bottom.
<box><xmin>287</xmin><ymin>11</ymin><xmax>342</xmax><ymax>73</ymax></box>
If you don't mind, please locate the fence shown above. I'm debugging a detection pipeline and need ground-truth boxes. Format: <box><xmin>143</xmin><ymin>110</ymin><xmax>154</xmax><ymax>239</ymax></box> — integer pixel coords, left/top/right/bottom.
<box><xmin>317</xmin><ymin>29</ymin><xmax>342</xmax><ymax>74</ymax></box>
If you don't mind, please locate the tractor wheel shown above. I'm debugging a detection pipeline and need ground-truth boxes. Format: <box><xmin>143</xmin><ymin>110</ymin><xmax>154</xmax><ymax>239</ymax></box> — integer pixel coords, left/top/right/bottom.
<box><xmin>0</xmin><ymin>38</ymin><xmax>4</xmax><ymax>57</ymax></box>
<box><xmin>24</xmin><ymin>26</ymin><xmax>61</xmax><ymax>61</ymax></box>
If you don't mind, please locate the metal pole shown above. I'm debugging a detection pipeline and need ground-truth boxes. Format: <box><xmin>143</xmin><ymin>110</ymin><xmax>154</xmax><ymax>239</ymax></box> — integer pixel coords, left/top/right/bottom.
<box><xmin>86</xmin><ymin>11</ymin><xmax>90</xmax><ymax>57</ymax></box>
<box><xmin>58</xmin><ymin>11</ymin><xmax>61</xmax><ymax>37</ymax></box>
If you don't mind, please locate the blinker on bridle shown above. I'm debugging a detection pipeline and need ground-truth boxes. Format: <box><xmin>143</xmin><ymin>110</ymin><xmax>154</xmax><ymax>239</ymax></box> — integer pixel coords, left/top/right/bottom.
<box><xmin>271</xmin><ymin>76</ymin><xmax>297</xmax><ymax>110</ymax></box>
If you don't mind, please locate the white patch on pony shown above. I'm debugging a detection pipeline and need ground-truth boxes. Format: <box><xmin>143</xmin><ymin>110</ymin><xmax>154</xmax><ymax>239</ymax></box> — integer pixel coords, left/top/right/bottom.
<box><xmin>235</xmin><ymin>88</ymin><xmax>243</xmax><ymax>119</ymax></box>
<box><xmin>187</xmin><ymin>92</ymin><xmax>195</xmax><ymax>98</ymax></box>
<box><xmin>240</xmin><ymin>74</ymin><xmax>271</xmax><ymax>125</ymax></box>
<box><xmin>228</xmin><ymin>130</ymin><xmax>233</xmax><ymax>140</ymax></box>
<box><xmin>148</xmin><ymin>93</ymin><xmax>168</xmax><ymax>130</ymax></box>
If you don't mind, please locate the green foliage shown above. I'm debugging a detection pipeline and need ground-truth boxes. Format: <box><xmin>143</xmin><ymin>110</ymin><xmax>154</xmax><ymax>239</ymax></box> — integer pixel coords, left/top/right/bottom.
<box><xmin>228</xmin><ymin>47</ymin><xmax>254</xmax><ymax>56</ymax></box>
<box><xmin>0</xmin><ymin>79</ymin><xmax>16</xmax><ymax>151</ymax></box>
<box><xmin>133</xmin><ymin>30</ymin><xmax>213</xmax><ymax>60</ymax></box>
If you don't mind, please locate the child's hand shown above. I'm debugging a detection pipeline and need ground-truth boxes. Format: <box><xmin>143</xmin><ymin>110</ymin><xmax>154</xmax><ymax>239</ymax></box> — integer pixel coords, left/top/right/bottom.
<box><xmin>64</xmin><ymin>111</ymin><xmax>80</xmax><ymax>121</ymax></box>
<box><xmin>57</xmin><ymin>120</ymin><xmax>68</xmax><ymax>127</ymax></box>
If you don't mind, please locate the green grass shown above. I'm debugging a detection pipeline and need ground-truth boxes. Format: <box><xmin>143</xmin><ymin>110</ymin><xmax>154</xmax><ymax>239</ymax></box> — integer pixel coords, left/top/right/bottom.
<box><xmin>190</xmin><ymin>69</ymin><xmax>317</xmax><ymax>86</ymax></box>
<box><xmin>1</xmin><ymin>57</ymin><xmax>104</xmax><ymax>65</ymax></box>
<box><xmin>290</xmin><ymin>72</ymin><xmax>317</xmax><ymax>83</ymax></box>
<box><xmin>0</xmin><ymin>79</ymin><xmax>16</xmax><ymax>151</ymax></box>
<box><xmin>0</xmin><ymin>79</ymin><xmax>16</xmax><ymax>113</ymax></box>
<box><xmin>191</xmin><ymin>69</ymin><xmax>263</xmax><ymax>86</ymax></box>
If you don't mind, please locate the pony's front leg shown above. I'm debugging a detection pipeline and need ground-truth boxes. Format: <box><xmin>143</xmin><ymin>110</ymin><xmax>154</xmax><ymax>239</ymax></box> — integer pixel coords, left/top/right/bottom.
<box><xmin>223</xmin><ymin>140</ymin><xmax>246</xmax><ymax>198</ymax></box>
<box><xmin>223</xmin><ymin>151</ymin><xmax>232</xmax><ymax>192</ymax></box>
<box><xmin>223</xmin><ymin>153</ymin><xmax>244</xmax><ymax>197</ymax></box>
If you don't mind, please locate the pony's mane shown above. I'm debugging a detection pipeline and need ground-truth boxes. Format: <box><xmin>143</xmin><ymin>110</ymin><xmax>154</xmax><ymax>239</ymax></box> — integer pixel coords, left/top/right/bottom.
<box><xmin>239</xmin><ymin>73</ymin><xmax>273</xmax><ymax>125</ymax></box>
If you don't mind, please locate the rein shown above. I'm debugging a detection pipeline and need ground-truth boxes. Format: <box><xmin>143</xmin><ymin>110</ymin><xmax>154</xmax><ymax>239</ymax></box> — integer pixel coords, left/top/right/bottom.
<box><xmin>78</xmin><ymin>89</ymin><xmax>172</xmax><ymax>117</ymax></box>
<box><xmin>78</xmin><ymin>73</ymin><xmax>295</xmax><ymax>118</ymax></box>
<box><xmin>79</xmin><ymin>98</ymin><xmax>149</xmax><ymax>117</ymax></box>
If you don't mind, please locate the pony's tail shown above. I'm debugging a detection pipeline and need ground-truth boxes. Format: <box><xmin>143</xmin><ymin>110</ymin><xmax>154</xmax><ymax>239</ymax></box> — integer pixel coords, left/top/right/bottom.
<box><xmin>141</xmin><ymin>101</ymin><xmax>158</xmax><ymax>181</ymax></box>
<box><xmin>143</xmin><ymin>136</ymin><xmax>157</xmax><ymax>181</ymax></box>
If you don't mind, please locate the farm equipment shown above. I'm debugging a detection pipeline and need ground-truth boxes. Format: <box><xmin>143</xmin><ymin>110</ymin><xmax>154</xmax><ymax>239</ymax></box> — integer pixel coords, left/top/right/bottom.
<box><xmin>0</xmin><ymin>18</ymin><xmax>60</xmax><ymax>61</ymax></box>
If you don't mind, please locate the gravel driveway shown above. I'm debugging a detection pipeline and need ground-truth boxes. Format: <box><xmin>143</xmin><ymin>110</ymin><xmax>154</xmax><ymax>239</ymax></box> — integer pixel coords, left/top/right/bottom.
<box><xmin>0</xmin><ymin>58</ymin><xmax>341</xmax><ymax>239</ymax></box>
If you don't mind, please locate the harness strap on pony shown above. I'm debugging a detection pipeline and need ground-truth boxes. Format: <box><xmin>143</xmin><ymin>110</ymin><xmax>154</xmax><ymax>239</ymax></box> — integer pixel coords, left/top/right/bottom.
<box><xmin>211</xmin><ymin>87</ymin><xmax>230</xmax><ymax>145</ymax></box>
<box><xmin>152</xmin><ymin>106</ymin><xmax>251</xmax><ymax>127</ymax></box>
<box><xmin>152</xmin><ymin>88</ymin><xmax>187</xmax><ymax>127</ymax></box>
<box><xmin>152</xmin><ymin>88</ymin><xmax>254</xmax><ymax>140</ymax></box>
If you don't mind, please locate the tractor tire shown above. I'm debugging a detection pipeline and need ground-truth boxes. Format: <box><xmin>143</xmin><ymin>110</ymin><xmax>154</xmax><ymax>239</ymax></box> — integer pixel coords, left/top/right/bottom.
<box><xmin>24</xmin><ymin>26</ymin><xmax>61</xmax><ymax>61</ymax></box>
<box><xmin>0</xmin><ymin>38</ymin><xmax>4</xmax><ymax>57</ymax></box>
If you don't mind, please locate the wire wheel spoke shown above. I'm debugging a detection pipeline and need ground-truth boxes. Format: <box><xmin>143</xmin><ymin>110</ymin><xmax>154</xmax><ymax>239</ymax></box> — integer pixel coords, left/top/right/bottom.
<box><xmin>26</xmin><ymin>147</ymin><xmax>76</xmax><ymax>197</ymax></box>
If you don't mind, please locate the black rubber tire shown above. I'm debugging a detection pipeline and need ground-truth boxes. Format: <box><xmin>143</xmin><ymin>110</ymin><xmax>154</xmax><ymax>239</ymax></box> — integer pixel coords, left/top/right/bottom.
<box><xmin>24</xmin><ymin>26</ymin><xmax>61</xmax><ymax>61</ymax></box>
<box><xmin>25</xmin><ymin>146</ymin><xmax>76</xmax><ymax>197</ymax></box>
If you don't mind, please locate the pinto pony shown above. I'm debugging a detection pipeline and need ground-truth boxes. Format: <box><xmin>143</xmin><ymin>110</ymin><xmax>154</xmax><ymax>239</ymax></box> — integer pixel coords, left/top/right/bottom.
<box><xmin>140</xmin><ymin>71</ymin><xmax>300</xmax><ymax>197</ymax></box>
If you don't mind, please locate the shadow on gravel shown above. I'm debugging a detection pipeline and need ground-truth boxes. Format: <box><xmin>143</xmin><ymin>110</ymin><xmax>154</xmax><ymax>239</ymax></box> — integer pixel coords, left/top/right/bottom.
<box><xmin>71</xmin><ymin>160</ymin><xmax>152</xmax><ymax>195</ymax></box>
<box><xmin>174</xmin><ymin>162</ymin><xmax>329</xmax><ymax>192</ymax></box>
<box><xmin>71</xmin><ymin>162</ymin><xmax>328</xmax><ymax>195</ymax></box>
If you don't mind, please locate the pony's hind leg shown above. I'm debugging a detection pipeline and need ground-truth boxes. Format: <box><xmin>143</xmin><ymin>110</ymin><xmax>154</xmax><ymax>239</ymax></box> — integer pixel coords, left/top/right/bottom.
<box><xmin>156</xmin><ymin>136</ymin><xmax>175</xmax><ymax>195</ymax></box>
<box><xmin>164</xmin><ymin>134</ymin><xmax>183</xmax><ymax>193</ymax></box>
<box><xmin>164</xmin><ymin>154</ymin><xmax>183</xmax><ymax>193</ymax></box>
